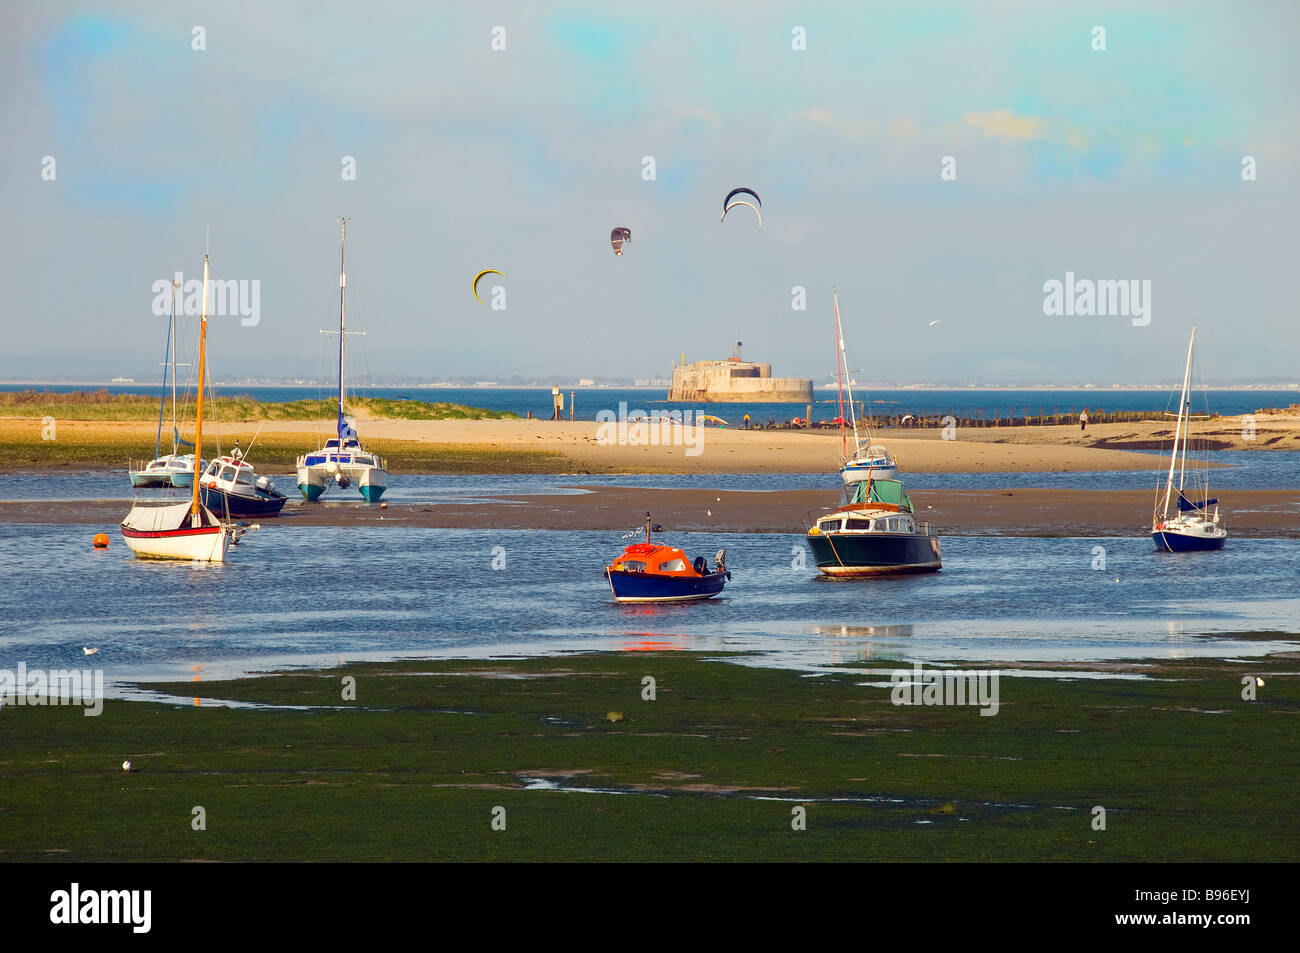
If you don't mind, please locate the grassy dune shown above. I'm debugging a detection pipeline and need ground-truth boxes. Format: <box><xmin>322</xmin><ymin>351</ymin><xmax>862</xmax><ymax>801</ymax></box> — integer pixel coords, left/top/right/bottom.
<box><xmin>0</xmin><ymin>389</ymin><xmax>518</xmax><ymax>422</ymax></box>
<box><xmin>1</xmin><ymin>650</ymin><xmax>1295</xmax><ymax>862</ymax></box>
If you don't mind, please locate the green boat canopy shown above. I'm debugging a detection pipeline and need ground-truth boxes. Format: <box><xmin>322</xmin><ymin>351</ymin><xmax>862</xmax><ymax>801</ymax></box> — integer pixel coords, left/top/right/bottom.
<box><xmin>848</xmin><ymin>478</ymin><xmax>914</xmax><ymax>513</ymax></box>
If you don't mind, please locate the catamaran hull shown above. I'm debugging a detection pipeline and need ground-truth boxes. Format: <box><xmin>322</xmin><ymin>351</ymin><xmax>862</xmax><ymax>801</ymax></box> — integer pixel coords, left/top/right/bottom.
<box><xmin>358</xmin><ymin>467</ymin><xmax>387</xmax><ymax>502</ymax></box>
<box><xmin>1152</xmin><ymin>530</ymin><xmax>1226</xmax><ymax>553</ymax></box>
<box><xmin>120</xmin><ymin>524</ymin><xmax>229</xmax><ymax>561</ymax></box>
<box><xmin>807</xmin><ymin>533</ymin><xmax>941</xmax><ymax>576</ymax></box>
<box><xmin>296</xmin><ymin>464</ymin><xmax>386</xmax><ymax>502</ymax></box>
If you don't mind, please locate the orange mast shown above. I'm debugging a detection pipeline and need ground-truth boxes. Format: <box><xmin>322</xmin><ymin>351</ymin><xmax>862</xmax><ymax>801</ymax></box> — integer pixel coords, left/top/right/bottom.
<box><xmin>190</xmin><ymin>255</ymin><xmax>209</xmax><ymax>522</ymax></box>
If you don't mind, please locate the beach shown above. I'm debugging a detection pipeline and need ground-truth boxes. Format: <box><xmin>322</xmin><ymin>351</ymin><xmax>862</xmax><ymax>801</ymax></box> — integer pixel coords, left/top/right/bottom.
<box><xmin>5</xmin><ymin>411</ymin><xmax>1299</xmax><ymax>473</ymax></box>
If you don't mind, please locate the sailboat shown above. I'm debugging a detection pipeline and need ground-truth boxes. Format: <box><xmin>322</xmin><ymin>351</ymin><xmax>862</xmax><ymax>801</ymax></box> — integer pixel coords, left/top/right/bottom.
<box><xmin>121</xmin><ymin>253</ymin><xmax>251</xmax><ymax>561</ymax></box>
<box><xmin>128</xmin><ymin>280</ymin><xmax>202</xmax><ymax>487</ymax></box>
<box><xmin>833</xmin><ymin>289</ymin><xmax>898</xmax><ymax>484</ymax></box>
<box><xmin>1151</xmin><ymin>326</ymin><xmax>1226</xmax><ymax>552</ymax></box>
<box><xmin>296</xmin><ymin>219</ymin><xmax>388</xmax><ymax>502</ymax></box>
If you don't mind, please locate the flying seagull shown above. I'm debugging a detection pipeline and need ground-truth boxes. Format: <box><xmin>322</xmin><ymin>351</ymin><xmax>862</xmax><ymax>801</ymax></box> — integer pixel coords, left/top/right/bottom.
<box><xmin>928</xmin><ymin>320</ymin><xmax>942</xmax><ymax>327</ymax></box>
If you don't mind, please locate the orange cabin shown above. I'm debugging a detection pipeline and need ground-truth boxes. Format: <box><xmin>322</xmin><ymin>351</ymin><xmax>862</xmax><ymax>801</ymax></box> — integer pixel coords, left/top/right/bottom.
<box><xmin>608</xmin><ymin>543</ymin><xmax>703</xmax><ymax>577</ymax></box>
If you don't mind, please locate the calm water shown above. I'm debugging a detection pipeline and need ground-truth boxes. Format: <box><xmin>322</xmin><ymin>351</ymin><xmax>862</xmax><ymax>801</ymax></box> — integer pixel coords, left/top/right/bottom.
<box><xmin>8</xmin><ymin>384</ymin><xmax>1297</xmax><ymax>424</ymax></box>
<box><xmin>3</xmin><ymin>450</ymin><xmax>1297</xmax><ymax>503</ymax></box>
<box><xmin>1</xmin><ymin>523</ymin><xmax>1296</xmax><ymax>696</ymax></box>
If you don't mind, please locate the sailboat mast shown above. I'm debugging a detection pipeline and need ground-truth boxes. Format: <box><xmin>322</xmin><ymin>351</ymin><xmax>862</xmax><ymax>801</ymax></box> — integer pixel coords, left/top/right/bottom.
<box><xmin>838</xmin><ymin>293</ymin><xmax>861</xmax><ymax>454</ymax></box>
<box><xmin>155</xmin><ymin>293</ymin><xmax>171</xmax><ymax>460</ymax></box>
<box><xmin>1160</xmin><ymin>326</ymin><xmax>1197</xmax><ymax>520</ymax></box>
<box><xmin>170</xmin><ymin>282</ymin><xmax>178</xmax><ymax>454</ymax></box>
<box><xmin>191</xmin><ymin>256</ymin><xmax>210</xmax><ymax>519</ymax></box>
<box><xmin>834</xmin><ymin>289</ymin><xmax>845</xmax><ymax>457</ymax></box>
<box><xmin>338</xmin><ymin>218</ymin><xmax>347</xmax><ymax>439</ymax></box>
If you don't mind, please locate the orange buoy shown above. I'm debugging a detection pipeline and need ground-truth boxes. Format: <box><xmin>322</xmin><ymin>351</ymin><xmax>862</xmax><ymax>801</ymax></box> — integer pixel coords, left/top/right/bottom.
<box><xmin>92</xmin><ymin>533</ymin><xmax>110</xmax><ymax>548</ymax></box>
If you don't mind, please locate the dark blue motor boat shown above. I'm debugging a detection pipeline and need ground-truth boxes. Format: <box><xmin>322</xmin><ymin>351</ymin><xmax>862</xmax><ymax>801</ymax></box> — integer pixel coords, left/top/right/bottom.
<box><xmin>198</xmin><ymin>454</ymin><xmax>288</xmax><ymax>519</ymax></box>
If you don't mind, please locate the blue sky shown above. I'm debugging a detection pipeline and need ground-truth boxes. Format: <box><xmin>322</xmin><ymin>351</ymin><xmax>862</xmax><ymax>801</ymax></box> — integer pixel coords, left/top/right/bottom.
<box><xmin>2</xmin><ymin>1</ymin><xmax>1296</xmax><ymax>383</ymax></box>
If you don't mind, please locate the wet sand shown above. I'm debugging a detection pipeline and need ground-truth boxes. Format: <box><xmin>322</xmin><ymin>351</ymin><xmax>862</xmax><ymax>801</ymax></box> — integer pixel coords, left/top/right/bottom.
<box><xmin>6</xmin><ymin>487</ymin><xmax>1297</xmax><ymax>537</ymax></box>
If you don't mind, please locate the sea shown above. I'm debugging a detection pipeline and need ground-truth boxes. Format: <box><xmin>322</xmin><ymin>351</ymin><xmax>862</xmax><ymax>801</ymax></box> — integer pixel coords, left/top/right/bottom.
<box><xmin>6</xmin><ymin>383</ymin><xmax>1298</xmax><ymax>425</ymax></box>
<box><xmin>2</xmin><ymin>385</ymin><xmax>1297</xmax><ymax>696</ymax></box>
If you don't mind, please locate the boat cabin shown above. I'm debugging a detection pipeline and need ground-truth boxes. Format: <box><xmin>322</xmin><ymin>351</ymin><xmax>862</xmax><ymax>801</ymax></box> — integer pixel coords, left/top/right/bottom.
<box><xmin>609</xmin><ymin>543</ymin><xmax>709</xmax><ymax>577</ymax></box>
<box><xmin>839</xmin><ymin>478</ymin><xmax>915</xmax><ymax>513</ymax></box>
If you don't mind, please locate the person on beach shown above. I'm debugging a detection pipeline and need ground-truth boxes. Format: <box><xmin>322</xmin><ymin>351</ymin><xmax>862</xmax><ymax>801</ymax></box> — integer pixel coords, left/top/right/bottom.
<box><xmin>743</xmin><ymin>413</ymin><xmax>750</xmax><ymax>430</ymax></box>
<box><xmin>1080</xmin><ymin>409</ymin><xmax>1089</xmax><ymax>432</ymax></box>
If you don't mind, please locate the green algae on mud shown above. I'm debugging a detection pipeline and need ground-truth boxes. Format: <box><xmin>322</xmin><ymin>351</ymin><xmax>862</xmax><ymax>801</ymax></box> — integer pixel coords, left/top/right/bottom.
<box><xmin>1</xmin><ymin>651</ymin><xmax>1297</xmax><ymax>862</ymax></box>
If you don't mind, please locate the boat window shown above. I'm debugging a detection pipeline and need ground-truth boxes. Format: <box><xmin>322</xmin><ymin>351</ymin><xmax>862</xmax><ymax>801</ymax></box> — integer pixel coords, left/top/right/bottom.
<box><xmin>819</xmin><ymin>519</ymin><xmax>843</xmax><ymax>532</ymax></box>
<box><xmin>220</xmin><ymin>467</ymin><xmax>237</xmax><ymax>481</ymax></box>
<box><xmin>235</xmin><ymin>469</ymin><xmax>254</xmax><ymax>486</ymax></box>
<box><xmin>619</xmin><ymin>560</ymin><xmax>647</xmax><ymax>572</ymax></box>
<box><xmin>659</xmin><ymin>558</ymin><xmax>687</xmax><ymax>572</ymax></box>
<box><xmin>845</xmin><ymin>519</ymin><xmax>871</xmax><ymax>530</ymax></box>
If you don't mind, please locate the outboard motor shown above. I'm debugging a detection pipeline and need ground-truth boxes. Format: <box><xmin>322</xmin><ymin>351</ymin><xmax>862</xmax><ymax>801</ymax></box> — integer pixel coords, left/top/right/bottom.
<box><xmin>715</xmin><ymin>549</ymin><xmax>727</xmax><ymax>573</ymax></box>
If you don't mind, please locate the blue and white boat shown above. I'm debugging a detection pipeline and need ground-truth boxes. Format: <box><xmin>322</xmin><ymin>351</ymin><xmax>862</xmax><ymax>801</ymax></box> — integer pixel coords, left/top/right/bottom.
<box><xmin>604</xmin><ymin>514</ymin><xmax>729</xmax><ymax>603</ymax></box>
<box><xmin>1151</xmin><ymin>326</ymin><xmax>1226</xmax><ymax>552</ymax></box>
<box><xmin>295</xmin><ymin>219</ymin><xmax>388</xmax><ymax>503</ymax></box>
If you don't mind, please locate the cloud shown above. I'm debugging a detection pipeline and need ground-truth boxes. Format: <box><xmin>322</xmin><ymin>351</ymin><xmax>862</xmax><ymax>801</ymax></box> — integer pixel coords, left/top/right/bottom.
<box><xmin>964</xmin><ymin>109</ymin><xmax>1044</xmax><ymax>141</ymax></box>
<box><xmin>797</xmin><ymin>108</ymin><xmax>874</xmax><ymax>141</ymax></box>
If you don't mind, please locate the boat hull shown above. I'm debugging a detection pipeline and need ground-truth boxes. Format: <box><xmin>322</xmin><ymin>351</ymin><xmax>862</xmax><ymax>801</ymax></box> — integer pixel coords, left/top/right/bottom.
<box><xmin>129</xmin><ymin>472</ymin><xmax>173</xmax><ymax>488</ymax></box>
<box><xmin>200</xmin><ymin>485</ymin><xmax>288</xmax><ymax>519</ymax></box>
<box><xmin>605</xmin><ymin>569</ymin><xmax>727</xmax><ymax>603</ymax></box>
<box><xmin>1152</xmin><ymin>529</ymin><xmax>1226</xmax><ymax>552</ymax></box>
<box><xmin>839</xmin><ymin>462</ymin><xmax>899</xmax><ymax>484</ymax></box>
<box><xmin>120</xmin><ymin>502</ymin><xmax>229</xmax><ymax>562</ymax></box>
<box><xmin>807</xmin><ymin>532</ymin><xmax>941</xmax><ymax>576</ymax></box>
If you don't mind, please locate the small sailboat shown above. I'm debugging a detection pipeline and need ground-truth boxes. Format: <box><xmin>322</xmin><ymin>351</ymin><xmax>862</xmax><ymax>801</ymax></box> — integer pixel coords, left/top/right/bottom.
<box><xmin>833</xmin><ymin>289</ymin><xmax>898</xmax><ymax>484</ymax></box>
<box><xmin>1152</xmin><ymin>326</ymin><xmax>1226</xmax><ymax>552</ymax></box>
<box><xmin>604</xmin><ymin>513</ymin><xmax>730</xmax><ymax>603</ymax></box>
<box><xmin>129</xmin><ymin>280</ymin><xmax>203</xmax><ymax>487</ymax></box>
<box><xmin>121</xmin><ymin>253</ymin><xmax>254</xmax><ymax>561</ymax></box>
<box><xmin>806</xmin><ymin>477</ymin><xmax>941</xmax><ymax>577</ymax></box>
<box><xmin>296</xmin><ymin>219</ymin><xmax>388</xmax><ymax>502</ymax></box>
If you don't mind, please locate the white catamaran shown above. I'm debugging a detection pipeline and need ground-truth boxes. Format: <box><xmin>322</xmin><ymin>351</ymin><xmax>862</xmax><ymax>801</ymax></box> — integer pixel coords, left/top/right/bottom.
<box><xmin>296</xmin><ymin>219</ymin><xmax>388</xmax><ymax>503</ymax></box>
<box><xmin>833</xmin><ymin>289</ymin><xmax>898</xmax><ymax>484</ymax></box>
<box><xmin>1151</xmin><ymin>325</ymin><xmax>1226</xmax><ymax>552</ymax></box>
<box><xmin>121</xmin><ymin>254</ymin><xmax>254</xmax><ymax>561</ymax></box>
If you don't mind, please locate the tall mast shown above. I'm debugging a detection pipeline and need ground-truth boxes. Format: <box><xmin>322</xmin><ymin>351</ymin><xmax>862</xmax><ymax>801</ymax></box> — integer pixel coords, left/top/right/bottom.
<box><xmin>834</xmin><ymin>288</ymin><xmax>845</xmax><ymax>457</ymax></box>
<box><xmin>155</xmin><ymin>291</ymin><xmax>172</xmax><ymax>460</ymax></box>
<box><xmin>338</xmin><ymin>217</ymin><xmax>347</xmax><ymax>440</ymax></box>
<box><xmin>191</xmin><ymin>255</ymin><xmax>210</xmax><ymax>521</ymax></box>
<box><xmin>1159</xmin><ymin>326</ymin><xmax>1197</xmax><ymax>521</ymax></box>
<box><xmin>170</xmin><ymin>281</ymin><xmax>178</xmax><ymax>454</ymax></box>
<box><xmin>837</xmin><ymin>292</ymin><xmax>862</xmax><ymax>455</ymax></box>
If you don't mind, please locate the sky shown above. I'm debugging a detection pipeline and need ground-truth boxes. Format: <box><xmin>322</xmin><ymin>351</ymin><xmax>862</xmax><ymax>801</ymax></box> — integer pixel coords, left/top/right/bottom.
<box><xmin>2</xmin><ymin>0</ymin><xmax>1297</xmax><ymax>384</ymax></box>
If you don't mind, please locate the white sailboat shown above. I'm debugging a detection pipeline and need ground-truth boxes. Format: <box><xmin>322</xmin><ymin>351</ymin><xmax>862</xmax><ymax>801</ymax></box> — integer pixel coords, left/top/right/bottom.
<box><xmin>296</xmin><ymin>219</ymin><xmax>388</xmax><ymax>502</ymax></box>
<box><xmin>121</xmin><ymin>253</ymin><xmax>250</xmax><ymax>561</ymax></box>
<box><xmin>1151</xmin><ymin>326</ymin><xmax>1226</xmax><ymax>552</ymax></box>
<box><xmin>128</xmin><ymin>280</ymin><xmax>202</xmax><ymax>487</ymax></box>
<box><xmin>833</xmin><ymin>289</ymin><xmax>898</xmax><ymax>484</ymax></box>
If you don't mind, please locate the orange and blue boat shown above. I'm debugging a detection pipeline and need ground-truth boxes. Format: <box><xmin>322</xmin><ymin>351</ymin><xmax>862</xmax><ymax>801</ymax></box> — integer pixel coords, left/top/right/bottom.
<box><xmin>604</xmin><ymin>514</ymin><xmax>730</xmax><ymax>603</ymax></box>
